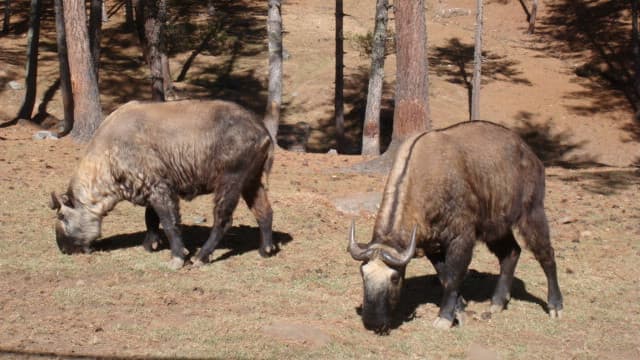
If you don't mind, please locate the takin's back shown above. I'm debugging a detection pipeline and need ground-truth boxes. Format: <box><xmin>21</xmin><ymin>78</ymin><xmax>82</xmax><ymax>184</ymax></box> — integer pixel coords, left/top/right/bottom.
<box><xmin>377</xmin><ymin>121</ymin><xmax>544</xmax><ymax>244</ymax></box>
<box><xmin>73</xmin><ymin>100</ymin><xmax>272</xmax><ymax>203</ymax></box>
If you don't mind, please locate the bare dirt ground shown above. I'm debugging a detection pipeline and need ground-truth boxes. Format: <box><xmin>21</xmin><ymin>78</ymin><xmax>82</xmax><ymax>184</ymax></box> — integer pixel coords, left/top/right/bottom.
<box><xmin>1</xmin><ymin>0</ymin><xmax>639</xmax><ymax>359</ymax></box>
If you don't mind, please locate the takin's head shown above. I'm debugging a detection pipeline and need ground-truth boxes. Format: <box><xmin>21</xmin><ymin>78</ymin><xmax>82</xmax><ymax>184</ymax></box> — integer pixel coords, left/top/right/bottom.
<box><xmin>348</xmin><ymin>221</ymin><xmax>417</xmax><ymax>334</ymax></box>
<box><xmin>49</xmin><ymin>191</ymin><xmax>102</xmax><ymax>254</ymax></box>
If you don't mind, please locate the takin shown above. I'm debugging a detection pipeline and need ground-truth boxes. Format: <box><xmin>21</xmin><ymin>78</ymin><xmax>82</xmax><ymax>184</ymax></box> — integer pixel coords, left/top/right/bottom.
<box><xmin>50</xmin><ymin>99</ymin><xmax>275</xmax><ymax>269</ymax></box>
<box><xmin>348</xmin><ymin>120</ymin><xmax>563</xmax><ymax>334</ymax></box>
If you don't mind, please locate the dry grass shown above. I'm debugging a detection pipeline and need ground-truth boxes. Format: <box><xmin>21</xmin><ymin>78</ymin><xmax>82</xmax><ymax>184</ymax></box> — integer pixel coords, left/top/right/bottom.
<box><xmin>1</xmin><ymin>133</ymin><xmax>639</xmax><ymax>359</ymax></box>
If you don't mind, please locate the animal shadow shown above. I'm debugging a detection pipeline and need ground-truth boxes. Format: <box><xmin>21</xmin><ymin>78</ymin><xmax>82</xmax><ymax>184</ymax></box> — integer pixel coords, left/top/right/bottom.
<box><xmin>355</xmin><ymin>268</ymin><xmax>547</xmax><ymax>331</ymax></box>
<box><xmin>93</xmin><ymin>225</ymin><xmax>293</xmax><ymax>261</ymax></box>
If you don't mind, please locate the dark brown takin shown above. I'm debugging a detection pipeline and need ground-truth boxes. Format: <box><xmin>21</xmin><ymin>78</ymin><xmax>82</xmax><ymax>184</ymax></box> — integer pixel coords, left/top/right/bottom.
<box><xmin>50</xmin><ymin>99</ymin><xmax>275</xmax><ymax>269</ymax></box>
<box><xmin>348</xmin><ymin>120</ymin><xmax>563</xmax><ymax>334</ymax></box>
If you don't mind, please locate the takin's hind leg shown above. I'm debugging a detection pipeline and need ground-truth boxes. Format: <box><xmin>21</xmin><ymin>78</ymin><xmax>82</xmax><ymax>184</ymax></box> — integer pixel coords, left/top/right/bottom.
<box><xmin>486</xmin><ymin>231</ymin><xmax>521</xmax><ymax>313</ymax></box>
<box><xmin>517</xmin><ymin>206</ymin><xmax>564</xmax><ymax>318</ymax></box>
<box><xmin>192</xmin><ymin>180</ymin><xmax>242</xmax><ymax>266</ymax></box>
<box><xmin>242</xmin><ymin>182</ymin><xmax>275</xmax><ymax>257</ymax></box>
<box><xmin>143</xmin><ymin>206</ymin><xmax>165</xmax><ymax>252</ymax></box>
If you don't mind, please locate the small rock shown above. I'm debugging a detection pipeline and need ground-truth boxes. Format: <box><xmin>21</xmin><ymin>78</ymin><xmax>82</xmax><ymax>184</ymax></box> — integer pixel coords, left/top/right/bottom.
<box><xmin>33</xmin><ymin>131</ymin><xmax>59</xmax><ymax>140</ymax></box>
<box><xmin>327</xmin><ymin>149</ymin><xmax>337</xmax><ymax>155</ymax></box>
<box><xmin>560</xmin><ymin>216</ymin><xmax>577</xmax><ymax>224</ymax></box>
<box><xmin>8</xmin><ymin>80</ymin><xmax>24</xmax><ymax>90</ymax></box>
<box><xmin>192</xmin><ymin>215</ymin><xmax>206</xmax><ymax>224</ymax></box>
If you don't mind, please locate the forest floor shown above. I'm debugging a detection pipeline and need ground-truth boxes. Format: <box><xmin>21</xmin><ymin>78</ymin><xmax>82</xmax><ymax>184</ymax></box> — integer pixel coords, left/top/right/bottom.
<box><xmin>1</xmin><ymin>0</ymin><xmax>640</xmax><ymax>359</ymax></box>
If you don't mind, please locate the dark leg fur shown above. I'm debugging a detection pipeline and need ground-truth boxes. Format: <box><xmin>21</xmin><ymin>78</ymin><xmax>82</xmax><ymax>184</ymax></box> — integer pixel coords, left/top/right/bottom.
<box><xmin>143</xmin><ymin>206</ymin><xmax>164</xmax><ymax>252</ymax></box>
<box><xmin>193</xmin><ymin>178</ymin><xmax>242</xmax><ymax>264</ymax></box>
<box><xmin>486</xmin><ymin>232</ymin><xmax>521</xmax><ymax>312</ymax></box>
<box><xmin>518</xmin><ymin>206</ymin><xmax>563</xmax><ymax>317</ymax></box>
<box><xmin>149</xmin><ymin>184</ymin><xmax>186</xmax><ymax>269</ymax></box>
<box><xmin>434</xmin><ymin>236</ymin><xmax>474</xmax><ymax>328</ymax></box>
<box><xmin>243</xmin><ymin>183</ymin><xmax>274</xmax><ymax>257</ymax></box>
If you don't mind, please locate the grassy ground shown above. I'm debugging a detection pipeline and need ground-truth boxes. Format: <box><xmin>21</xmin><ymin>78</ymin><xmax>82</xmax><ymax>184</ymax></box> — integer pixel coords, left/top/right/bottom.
<box><xmin>0</xmin><ymin>130</ymin><xmax>639</xmax><ymax>359</ymax></box>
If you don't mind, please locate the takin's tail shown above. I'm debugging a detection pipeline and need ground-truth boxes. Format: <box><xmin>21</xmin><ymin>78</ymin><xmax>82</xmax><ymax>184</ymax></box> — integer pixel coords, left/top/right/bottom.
<box><xmin>260</xmin><ymin>134</ymin><xmax>275</xmax><ymax>190</ymax></box>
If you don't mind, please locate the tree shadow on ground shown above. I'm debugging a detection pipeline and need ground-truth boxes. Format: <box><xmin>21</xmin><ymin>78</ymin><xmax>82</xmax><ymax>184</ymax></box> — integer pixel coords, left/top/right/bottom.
<box><xmin>552</xmin><ymin>168</ymin><xmax>640</xmax><ymax>196</ymax></box>
<box><xmin>355</xmin><ymin>268</ymin><xmax>547</xmax><ymax>331</ymax></box>
<box><xmin>536</xmin><ymin>0</ymin><xmax>636</xmax><ymax>117</ymax></box>
<box><xmin>512</xmin><ymin>111</ymin><xmax>603</xmax><ymax>168</ymax></box>
<box><xmin>93</xmin><ymin>224</ymin><xmax>293</xmax><ymax>261</ymax></box>
<box><xmin>307</xmin><ymin>66</ymin><xmax>395</xmax><ymax>154</ymax></box>
<box><xmin>430</xmin><ymin>37</ymin><xmax>532</xmax><ymax>119</ymax></box>
<box><xmin>84</xmin><ymin>0</ymin><xmax>268</xmax><ymax>115</ymax></box>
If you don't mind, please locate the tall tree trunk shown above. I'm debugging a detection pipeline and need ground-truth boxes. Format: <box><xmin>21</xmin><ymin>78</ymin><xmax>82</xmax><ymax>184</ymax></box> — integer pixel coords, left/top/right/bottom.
<box><xmin>264</xmin><ymin>0</ymin><xmax>282</xmax><ymax>140</ymax></box>
<box><xmin>161</xmin><ymin>53</ymin><xmax>174</xmax><ymax>99</ymax></box>
<box><xmin>390</xmin><ymin>0</ymin><xmax>430</xmax><ymax>146</ymax></box>
<box><xmin>633</xmin><ymin>0</ymin><xmax>640</xmax><ymax>116</ymax></box>
<box><xmin>3</xmin><ymin>0</ymin><xmax>10</xmax><ymax>33</ymax></box>
<box><xmin>144</xmin><ymin>0</ymin><xmax>165</xmax><ymax>101</ymax></box>
<box><xmin>471</xmin><ymin>0</ymin><xmax>483</xmax><ymax>120</ymax></box>
<box><xmin>17</xmin><ymin>0</ymin><xmax>41</xmax><ymax>121</ymax></box>
<box><xmin>527</xmin><ymin>0</ymin><xmax>538</xmax><ymax>34</ymax></box>
<box><xmin>134</xmin><ymin>0</ymin><xmax>148</xmax><ymax>58</ymax></box>
<box><xmin>361</xmin><ymin>0</ymin><xmax>389</xmax><ymax>156</ymax></box>
<box><xmin>124</xmin><ymin>0</ymin><xmax>134</xmax><ymax>31</ymax></box>
<box><xmin>63</xmin><ymin>0</ymin><xmax>103</xmax><ymax>141</ymax></box>
<box><xmin>89</xmin><ymin>0</ymin><xmax>102</xmax><ymax>82</ymax></box>
<box><xmin>335</xmin><ymin>0</ymin><xmax>345</xmax><ymax>152</ymax></box>
<box><xmin>54</xmin><ymin>0</ymin><xmax>73</xmax><ymax>136</ymax></box>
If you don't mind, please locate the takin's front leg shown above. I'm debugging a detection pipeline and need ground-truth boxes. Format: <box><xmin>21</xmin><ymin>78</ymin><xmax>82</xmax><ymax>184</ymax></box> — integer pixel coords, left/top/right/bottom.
<box><xmin>432</xmin><ymin>236</ymin><xmax>474</xmax><ymax>330</ymax></box>
<box><xmin>149</xmin><ymin>186</ymin><xmax>187</xmax><ymax>270</ymax></box>
<box><xmin>143</xmin><ymin>206</ymin><xmax>165</xmax><ymax>252</ymax></box>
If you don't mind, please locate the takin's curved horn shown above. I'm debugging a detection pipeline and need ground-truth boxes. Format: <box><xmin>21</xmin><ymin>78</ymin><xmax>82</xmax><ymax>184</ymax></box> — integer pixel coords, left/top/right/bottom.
<box><xmin>381</xmin><ymin>225</ymin><xmax>417</xmax><ymax>267</ymax></box>
<box><xmin>50</xmin><ymin>192</ymin><xmax>61</xmax><ymax>210</ymax></box>
<box><xmin>348</xmin><ymin>220</ymin><xmax>374</xmax><ymax>261</ymax></box>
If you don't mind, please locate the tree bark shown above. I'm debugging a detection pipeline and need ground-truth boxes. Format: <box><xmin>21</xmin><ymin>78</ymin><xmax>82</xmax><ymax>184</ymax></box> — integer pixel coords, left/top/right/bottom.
<box><xmin>471</xmin><ymin>0</ymin><xmax>483</xmax><ymax>120</ymax></box>
<box><xmin>63</xmin><ymin>0</ymin><xmax>103</xmax><ymax>141</ymax></box>
<box><xmin>361</xmin><ymin>0</ymin><xmax>389</xmax><ymax>156</ymax></box>
<box><xmin>144</xmin><ymin>0</ymin><xmax>165</xmax><ymax>101</ymax></box>
<box><xmin>89</xmin><ymin>0</ymin><xmax>103</xmax><ymax>82</ymax></box>
<box><xmin>264</xmin><ymin>0</ymin><xmax>282</xmax><ymax>140</ymax></box>
<box><xmin>391</xmin><ymin>0</ymin><xmax>430</xmax><ymax>145</ymax></box>
<box><xmin>124</xmin><ymin>0</ymin><xmax>134</xmax><ymax>31</ymax></box>
<box><xmin>335</xmin><ymin>0</ymin><xmax>345</xmax><ymax>152</ymax></box>
<box><xmin>3</xmin><ymin>0</ymin><xmax>10</xmax><ymax>33</ymax></box>
<box><xmin>16</xmin><ymin>0</ymin><xmax>41</xmax><ymax>121</ymax></box>
<box><xmin>134</xmin><ymin>0</ymin><xmax>148</xmax><ymax>58</ymax></box>
<box><xmin>527</xmin><ymin>0</ymin><xmax>538</xmax><ymax>34</ymax></box>
<box><xmin>633</xmin><ymin>0</ymin><xmax>640</xmax><ymax>116</ymax></box>
<box><xmin>54</xmin><ymin>0</ymin><xmax>73</xmax><ymax>136</ymax></box>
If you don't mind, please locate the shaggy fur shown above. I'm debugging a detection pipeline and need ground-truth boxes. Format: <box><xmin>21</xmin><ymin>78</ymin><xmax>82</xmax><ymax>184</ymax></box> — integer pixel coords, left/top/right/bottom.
<box><xmin>51</xmin><ymin>100</ymin><xmax>275</xmax><ymax>268</ymax></box>
<box><xmin>353</xmin><ymin>121</ymin><xmax>563</xmax><ymax>332</ymax></box>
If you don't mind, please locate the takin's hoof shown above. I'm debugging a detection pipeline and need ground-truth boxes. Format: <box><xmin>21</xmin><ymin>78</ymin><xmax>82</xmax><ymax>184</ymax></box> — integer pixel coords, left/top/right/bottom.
<box><xmin>191</xmin><ymin>257</ymin><xmax>207</xmax><ymax>267</ymax></box>
<box><xmin>549</xmin><ymin>308</ymin><xmax>563</xmax><ymax>319</ymax></box>
<box><xmin>143</xmin><ymin>234</ymin><xmax>163</xmax><ymax>252</ymax></box>
<box><xmin>259</xmin><ymin>244</ymin><xmax>276</xmax><ymax>258</ymax></box>
<box><xmin>432</xmin><ymin>317</ymin><xmax>453</xmax><ymax>330</ymax></box>
<box><xmin>167</xmin><ymin>257</ymin><xmax>185</xmax><ymax>270</ymax></box>
<box><xmin>489</xmin><ymin>303</ymin><xmax>505</xmax><ymax>314</ymax></box>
